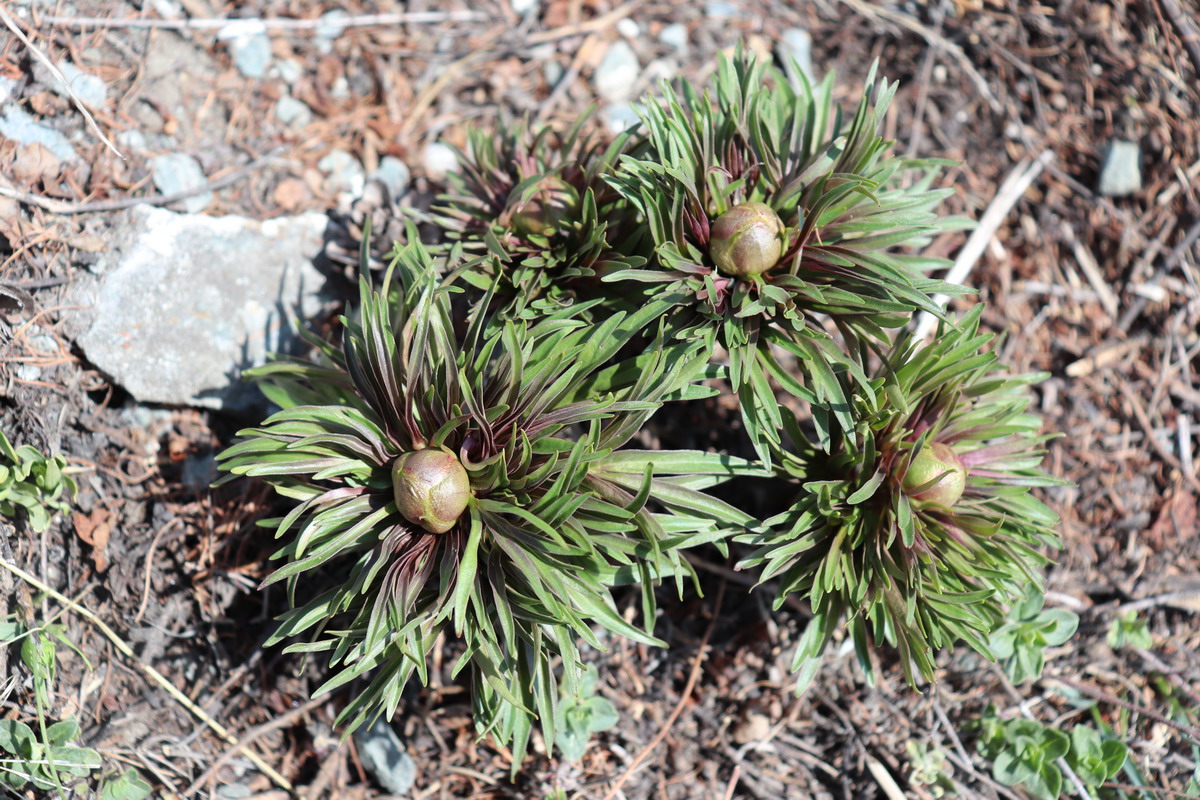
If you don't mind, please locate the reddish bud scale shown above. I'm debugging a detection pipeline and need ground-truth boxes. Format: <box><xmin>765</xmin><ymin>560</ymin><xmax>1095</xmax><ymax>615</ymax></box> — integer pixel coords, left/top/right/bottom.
<box><xmin>509</xmin><ymin>176</ymin><xmax>579</xmax><ymax>238</ymax></box>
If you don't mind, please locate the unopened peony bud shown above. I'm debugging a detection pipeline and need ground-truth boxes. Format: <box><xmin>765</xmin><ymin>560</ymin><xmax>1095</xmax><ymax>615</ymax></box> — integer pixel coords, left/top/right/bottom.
<box><xmin>709</xmin><ymin>201</ymin><xmax>784</xmax><ymax>277</ymax></box>
<box><xmin>391</xmin><ymin>449</ymin><xmax>472</xmax><ymax>534</ymax></box>
<box><xmin>509</xmin><ymin>176</ymin><xmax>579</xmax><ymax>238</ymax></box>
<box><xmin>902</xmin><ymin>442</ymin><xmax>967</xmax><ymax>507</ymax></box>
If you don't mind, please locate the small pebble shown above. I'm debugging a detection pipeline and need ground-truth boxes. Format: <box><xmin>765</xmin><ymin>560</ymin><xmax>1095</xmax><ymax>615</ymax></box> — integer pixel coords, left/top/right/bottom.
<box><xmin>117</xmin><ymin>129</ymin><xmax>147</xmax><ymax>151</ymax></box>
<box><xmin>616</xmin><ymin>18</ymin><xmax>640</xmax><ymax>39</ymax></box>
<box><xmin>594</xmin><ymin>40</ymin><xmax>640</xmax><ymax>103</ymax></box>
<box><xmin>28</xmin><ymin>333</ymin><xmax>59</xmax><ymax>355</ymax></box>
<box><xmin>330</xmin><ymin>76</ymin><xmax>351</xmax><ymax>101</ymax></box>
<box><xmin>543</xmin><ymin>60</ymin><xmax>564</xmax><ymax>87</ymax></box>
<box><xmin>151</xmin><ymin>153</ymin><xmax>212</xmax><ymax>213</ymax></box>
<box><xmin>273</xmin><ymin>58</ymin><xmax>304</xmax><ymax>85</ymax></box>
<box><xmin>423</xmin><ymin>142</ymin><xmax>458</xmax><ymax>177</ymax></box>
<box><xmin>229</xmin><ymin>32</ymin><xmax>272</xmax><ymax>79</ymax></box>
<box><xmin>0</xmin><ymin>105</ymin><xmax>78</xmax><ymax>163</ymax></box>
<box><xmin>706</xmin><ymin>0</ymin><xmax>738</xmax><ymax>18</ymax></box>
<box><xmin>275</xmin><ymin>96</ymin><xmax>313</xmax><ymax>129</ymax></box>
<box><xmin>49</xmin><ymin>60</ymin><xmax>108</xmax><ymax>110</ymax></box>
<box><xmin>0</xmin><ymin>76</ymin><xmax>16</xmax><ymax>105</ymax></box>
<box><xmin>510</xmin><ymin>0</ymin><xmax>539</xmax><ymax>15</ymax></box>
<box><xmin>16</xmin><ymin>365</ymin><xmax>42</xmax><ymax>382</ymax></box>
<box><xmin>215</xmin><ymin>783</ymin><xmax>251</xmax><ymax>800</ymax></box>
<box><xmin>603</xmin><ymin>102</ymin><xmax>641</xmax><ymax>134</ymax></box>
<box><xmin>355</xmin><ymin>720</ymin><xmax>417</xmax><ymax>796</ymax></box>
<box><xmin>658</xmin><ymin>23</ymin><xmax>689</xmax><ymax>53</ymax></box>
<box><xmin>315</xmin><ymin>9</ymin><xmax>350</xmax><ymax>53</ymax></box>
<box><xmin>373</xmin><ymin>156</ymin><xmax>410</xmax><ymax>199</ymax></box>
<box><xmin>1098</xmin><ymin>139</ymin><xmax>1142</xmax><ymax>197</ymax></box>
<box><xmin>778</xmin><ymin>28</ymin><xmax>814</xmax><ymax>81</ymax></box>
<box><xmin>317</xmin><ymin>148</ymin><xmax>365</xmax><ymax>195</ymax></box>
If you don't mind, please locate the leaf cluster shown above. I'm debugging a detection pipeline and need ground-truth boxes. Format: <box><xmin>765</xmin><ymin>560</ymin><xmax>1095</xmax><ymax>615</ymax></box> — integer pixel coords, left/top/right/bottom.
<box><xmin>988</xmin><ymin>586</ymin><xmax>1079</xmax><ymax>684</ymax></box>
<box><xmin>977</xmin><ymin>708</ymin><xmax>1127</xmax><ymax>800</ymax></box>
<box><xmin>220</xmin><ymin>46</ymin><xmax>1069</xmax><ymax>769</ymax></box>
<box><xmin>0</xmin><ymin>430</ymin><xmax>75</xmax><ymax>533</ymax></box>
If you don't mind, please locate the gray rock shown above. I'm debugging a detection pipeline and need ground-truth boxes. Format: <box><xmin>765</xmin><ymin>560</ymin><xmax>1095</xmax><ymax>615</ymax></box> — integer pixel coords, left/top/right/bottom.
<box><xmin>151</xmin><ymin>153</ymin><xmax>212</xmax><ymax>213</ymax></box>
<box><xmin>117</xmin><ymin>129</ymin><xmax>147</xmax><ymax>152</ymax></box>
<box><xmin>658</xmin><ymin>23</ymin><xmax>689</xmax><ymax>53</ymax></box>
<box><xmin>0</xmin><ymin>76</ymin><xmax>16</xmax><ymax>105</ymax></box>
<box><xmin>543</xmin><ymin>59</ymin><xmax>564</xmax><ymax>87</ymax></box>
<box><xmin>15</xmin><ymin>365</ymin><xmax>42</xmax><ymax>382</ymax></box>
<box><xmin>318</xmin><ymin>148</ymin><xmax>365</xmax><ymax>194</ymax></box>
<box><xmin>354</xmin><ymin>719</ymin><xmax>416</xmax><ymax>796</ymax></box>
<box><xmin>706</xmin><ymin>1</ymin><xmax>737</xmax><ymax>18</ymax></box>
<box><xmin>594</xmin><ymin>41</ymin><xmax>639</xmax><ymax>103</ymax></box>
<box><xmin>28</xmin><ymin>334</ymin><xmax>58</xmax><ymax>355</ymax></box>
<box><xmin>779</xmin><ymin>28</ymin><xmax>814</xmax><ymax>82</ymax></box>
<box><xmin>48</xmin><ymin>60</ymin><xmax>108</xmax><ymax>110</ymax></box>
<box><xmin>373</xmin><ymin>156</ymin><xmax>410</xmax><ymax>198</ymax></box>
<box><xmin>67</xmin><ymin>206</ymin><xmax>330</xmax><ymax>411</ymax></box>
<box><xmin>215</xmin><ymin>784</ymin><xmax>251</xmax><ymax>800</ymax></box>
<box><xmin>510</xmin><ymin>0</ymin><xmax>539</xmax><ymax>15</ymax></box>
<box><xmin>275</xmin><ymin>96</ymin><xmax>313</xmax><ymax>129</ymax></box>
<box><xmin>1098</xmin><ymin>139</ymin><xmax>1142</xmax><ymax>197</ymax></box>
<box><xmin>0</xmin><ymin>105</ymin><xmax>78</xmax><ymax>163</ymax></box>
<box><xmin>229</xmin><ymin>32</ymin><xmax>272</xmax><ymax>80</ymax></box>
<box><xmin>315</xmin><ymin>9</ymin><xmax>350</xmax><ymax>52</ymax></box>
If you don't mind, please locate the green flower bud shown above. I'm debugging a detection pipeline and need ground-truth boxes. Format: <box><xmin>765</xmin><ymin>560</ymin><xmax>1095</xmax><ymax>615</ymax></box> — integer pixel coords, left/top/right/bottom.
<box><xmin>902</xmin><ymin>442</ymin><xmax>967</xmax><ymax>507</ymax></box>
<box><xmin>709</xmin><ymin>201</ymin><xmax>785</xmax><ymax>277</ymax></box>
<box><xmin>391</xmin><ymin>449</ymin><xmax>472</xmax><ymax>534</ymax></box>
<box><xmin>509</xmin><ymin>176</ymin><xmax>580</xmax><ymax>238</ymax></box>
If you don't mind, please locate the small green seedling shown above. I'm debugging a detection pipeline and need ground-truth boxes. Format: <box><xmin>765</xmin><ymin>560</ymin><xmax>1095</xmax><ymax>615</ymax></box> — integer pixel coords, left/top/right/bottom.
<box><xmin>0</xmin><ymin>718</ymin><xmax>102</xmax><ymax>793</ymax></box>
<box><xmin>1065</xmin><ymin>725</ymin><xmax>1127</xmax><ymax>790</ymax></box>
<box><xmin>553</xmin><ymin>665</ymin><xmax>618</xmax><ymax>763</ymax></box>
<box><xmin>977</xmin><ymin>709</ymin><xmax>1068</xmax><ymax>800</ymax></box>
<box><xmin>98</xmin><ymin>768</ymin><xmax>154</xmax><ymax>800</ymax></box>
<box><xmin>988</xmin><ymin>587</ymin><xmax>1078</xmax><ymax>684</ymax></box>
<box><xmin>0</xmin><ymin>430</ymin><xmax>75</xmax><ymax>532</ymax></box>
<box><xmin>905</xmin><ymin>740</ymin><xmax>956</xmax><ymax>797</ymax></box>
<box><xmin>1</xmin><ymin>618</ymin><xmax>103</xmax><ymax>796</ymax></box>
<box><xmin>1106</xmin><ymin>610</ymin><xmax>1152</xmax><ymax>650</ymax></box>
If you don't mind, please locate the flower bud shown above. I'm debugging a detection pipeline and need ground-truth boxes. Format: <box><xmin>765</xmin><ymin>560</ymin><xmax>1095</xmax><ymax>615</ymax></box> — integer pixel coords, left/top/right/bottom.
<box><xmin>709</xmin><ymin>201</ymin><xmax>785</xmax><ymax>277</ymax></box>
<box><xmin>509</xmin><ymin>176</ymin><xmax>579</xmax><ymax>238</ymax></box>
<box><xmin>902</xmin><ymin>442</ymin><xmax>967</xmax><ymax>507</ymax></box>
<box><xmin>391</xmin><ymin>449</ymin><xmax>472</xmax><ymax>534</ymax></box>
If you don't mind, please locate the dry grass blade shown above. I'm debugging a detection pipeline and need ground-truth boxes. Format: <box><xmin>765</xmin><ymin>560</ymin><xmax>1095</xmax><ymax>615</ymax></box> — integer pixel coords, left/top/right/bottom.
<box><xmin>913</xmin><ymin>150</ymin><xmax>1054</xmax><ymax>339</ymax></box>
<box><xmin>0</xmin><ymin>556</ymin><xmax>294</xmax><ymax>792</ymax></box>
<box><xmin>40</xmin><ymin>10</ymin><xmax>485</xmax><ymax>30</ymax></box>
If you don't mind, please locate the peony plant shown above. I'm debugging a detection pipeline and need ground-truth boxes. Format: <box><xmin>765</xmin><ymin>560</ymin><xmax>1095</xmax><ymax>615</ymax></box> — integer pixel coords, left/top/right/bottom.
<box><xmin>221</xmin><ymin>47</ymin><xmax>1066</xmax><ymax>771</ymax></box>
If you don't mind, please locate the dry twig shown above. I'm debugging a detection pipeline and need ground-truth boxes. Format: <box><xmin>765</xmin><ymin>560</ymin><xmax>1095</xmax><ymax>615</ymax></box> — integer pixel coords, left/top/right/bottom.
<box><xmin>0</xmin><ymin>150</ymin><xmax>284</xmax><ymax>214</ymax></box>
<box><xmin>913</xmin><ymin>150</ymin><xmax>1054</xmax><ymax>339</ymax></box>
<box><xmin>39</xmin><ymin>10</ymin><xmax>485</xmax><ymax>31</ymax></box>
<box><xmin>835</xmin><ymin>0</ymin><xmax>1002</xmax><ymax>112</ymax></box>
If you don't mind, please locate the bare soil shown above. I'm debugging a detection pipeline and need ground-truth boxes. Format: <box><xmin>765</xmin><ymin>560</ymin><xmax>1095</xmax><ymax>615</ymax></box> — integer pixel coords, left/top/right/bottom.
<box><xmin>1</xmin><ymin>1</ymin><xmax>1198</xmax><ymax>798</ymax></box>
